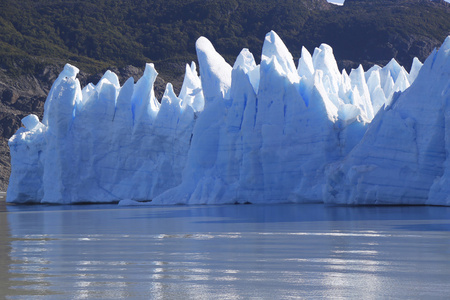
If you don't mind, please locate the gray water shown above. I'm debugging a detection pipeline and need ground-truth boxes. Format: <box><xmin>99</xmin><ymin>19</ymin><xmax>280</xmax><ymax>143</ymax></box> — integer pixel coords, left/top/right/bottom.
<box><xmin>1</xmin><ymin>203</ymin><xmax>450</xmax><ymax>299</ymax></box>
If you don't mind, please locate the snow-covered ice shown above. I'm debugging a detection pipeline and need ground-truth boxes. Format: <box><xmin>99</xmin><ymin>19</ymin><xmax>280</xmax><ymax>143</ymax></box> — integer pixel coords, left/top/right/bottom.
<box><xmin>7</xmin><ymin>31</ymin><xmax>450</xmax><ymax>205</ymax></box>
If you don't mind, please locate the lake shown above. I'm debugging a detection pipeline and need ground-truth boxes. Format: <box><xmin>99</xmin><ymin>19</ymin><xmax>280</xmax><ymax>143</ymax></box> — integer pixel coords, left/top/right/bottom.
<box><xmin>1</xmin><ymin>202</ymin><xmax>450</xmax><ymax>299</ymax></box>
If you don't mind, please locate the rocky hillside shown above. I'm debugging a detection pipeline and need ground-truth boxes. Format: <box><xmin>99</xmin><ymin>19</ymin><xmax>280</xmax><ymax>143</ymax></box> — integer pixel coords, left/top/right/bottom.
<box><xmin>0</xmin><ymin>0</ymin><xmax>449</xmax><ymax>191</ymax></box>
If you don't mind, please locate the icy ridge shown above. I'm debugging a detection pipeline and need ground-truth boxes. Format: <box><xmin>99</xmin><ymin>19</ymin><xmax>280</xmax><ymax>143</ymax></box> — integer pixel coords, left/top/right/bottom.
<box><xmin>8</xmin><ymin>31</ymin><xmax>441</xmax><ymax>205</ymax></box>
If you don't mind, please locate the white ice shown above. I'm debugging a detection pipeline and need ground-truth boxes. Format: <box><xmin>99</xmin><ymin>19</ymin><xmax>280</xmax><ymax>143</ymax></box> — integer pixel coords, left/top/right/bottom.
<box><xmin>325</xmin><ymin>36</ymin><xmax>450</xmax><ymax>205</ymax></box>
<box><xmin>8</xmin><ymin>31</ymin><xmax>449</xmax><ymax>206</ymax></box>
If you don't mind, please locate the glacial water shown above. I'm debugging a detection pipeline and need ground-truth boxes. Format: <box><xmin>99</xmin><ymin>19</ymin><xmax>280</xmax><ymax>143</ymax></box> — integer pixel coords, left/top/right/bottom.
<box><xmin>1</xmin><ymin>202</ymin><xmax>450</xmax><ymax>299</ymax></box>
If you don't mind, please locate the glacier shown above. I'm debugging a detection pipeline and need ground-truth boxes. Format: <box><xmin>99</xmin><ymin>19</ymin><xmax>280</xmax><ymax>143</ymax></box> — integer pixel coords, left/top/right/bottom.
<box><xmin>6</xmin><ymin>31</ymin><xmax>450</xmax><ymax>206</ymax></box>
<box><xmin>325</xmin><ymin>36</ymin><xmax>450</xmax><ymax>205</ymax></box>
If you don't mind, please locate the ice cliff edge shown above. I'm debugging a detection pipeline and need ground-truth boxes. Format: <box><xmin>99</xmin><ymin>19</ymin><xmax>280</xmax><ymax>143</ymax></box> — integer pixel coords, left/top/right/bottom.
<box><xmin>7</xmin><ymin>31</ymin><xmax>450</xmax><ymax>205</ymax></box>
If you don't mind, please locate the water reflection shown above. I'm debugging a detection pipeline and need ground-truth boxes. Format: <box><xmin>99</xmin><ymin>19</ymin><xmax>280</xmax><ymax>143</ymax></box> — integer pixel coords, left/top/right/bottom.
<box><xmin>2</xmin><ymin>204</ymin><xmax>450</xmax><ymax>298</ymax></box>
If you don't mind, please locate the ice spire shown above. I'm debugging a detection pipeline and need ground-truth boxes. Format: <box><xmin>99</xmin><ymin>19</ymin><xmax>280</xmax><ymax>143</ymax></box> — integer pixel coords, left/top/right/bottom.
<box><xmin>297</xmin><ymin>46</ymin><xmax>315</xmax><ymax>79</ymax></box>
<box><xmin>262</xmin><ymin>31</ymin><xmax>299</xmax><ymax>83</ymax></box>
<box><xmin>179</xmin><ymin>62</ymin><xmax>204</xmax><ymax>112</ymax></box>
<box><xmin>195</xmin><ymin>36</ymin><xmax>232</xmax><ymax>101</ymax></box>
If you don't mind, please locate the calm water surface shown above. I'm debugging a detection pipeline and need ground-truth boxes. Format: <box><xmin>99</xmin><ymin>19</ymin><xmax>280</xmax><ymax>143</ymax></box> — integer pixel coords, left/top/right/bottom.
<box><xmin>1</xmin><ymin>202</ymin><xmax>450</xmax><ymax>299</ymax></box>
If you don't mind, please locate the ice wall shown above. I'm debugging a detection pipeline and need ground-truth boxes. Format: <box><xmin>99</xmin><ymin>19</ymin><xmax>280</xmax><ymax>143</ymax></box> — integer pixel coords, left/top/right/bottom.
<box><xmin>325</xmin><ymin>36</ymin><xmax>450</xmax><ymax>205</ymax></box>
<box><xmin>152</xmin><ymin>31</ymin><xmax>420</xmax><ymax>205</ymax></box>
<box><xmin>8</xmin><ymin>30</ymin><xmax>436</xmax><ymax>205</ymax></box>
<box><xmin>8</xmin><ymin>64</ymin><xmax>200</xmax><ymax>203</ymax></box>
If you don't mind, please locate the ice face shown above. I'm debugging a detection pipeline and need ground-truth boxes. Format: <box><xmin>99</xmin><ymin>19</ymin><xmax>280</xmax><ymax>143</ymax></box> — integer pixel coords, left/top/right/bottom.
<box><xmin>178</xmin><ymin>62</ymin><xmax>204</xmax><ymax>112</ymax></box>
<box><xmin>298</xmin><ymin>46</ymin><xmax>315</xmax><ymax>79</ymax></box>
<box><xmin>21</xmin><ymin>114</ymin><xmax>44</xmax><ymax>131</ymax></box>
<box><xmin>262</xmin><ymin>31</ymin><xmax>299</xmax><ymax>83</ymax></box>
<box><xmin>195</xmin><ymin>36</ymin><xmax>232</xmax><ymax>100</ymax></box>
<box><xmin>348</xmin><ymin>65</ymin><xmax>374</xmax><ymax>120</ymax></box>
<box><xmin>409</xmin><ymin>57</ymin><xmax>423</xmax><ymax>83</ymax></box>
<box><xmin>8</xmin><ymin>31</ymin><xmax>448</xmax><ymax>206</ymax></box>
<box><xmin>7</xmin><ymin>115</ymin><xmax>46</xmax><ymax>203</ymax></box>
<box><xmin>8</xmin><ymin>62</ymin><xmax>196</xmax><ymax>203</ymax></box>
<box><xmin>42</xmin><ymin>64</ymin><xmax>80</xmax><ymax>126</ymax></box>
<box><xmin>324</xmin><ymin>36</ymin><xmax>450</xmax><ymax>205</ymax></box>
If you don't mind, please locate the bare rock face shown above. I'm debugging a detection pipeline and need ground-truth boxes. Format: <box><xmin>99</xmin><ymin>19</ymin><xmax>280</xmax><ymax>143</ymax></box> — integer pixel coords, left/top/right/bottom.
<box><xmin>2</xmin><ymin>89</ymin><xmax>19</xmax><ymax>104</ymax></box>
<box><xmin>0</xmin><ymin>113</ymin><xmax>22</xmax><ymax>191</ymax></box>
<box><xmin>0</xmin><ymin>115</ymin><xmax>20</xmax><ymax>139</ymax></box>
<box><xmin>0</xmin><ymin>138</ymin><xmax>11</xmax><ymax>191</ymax></box>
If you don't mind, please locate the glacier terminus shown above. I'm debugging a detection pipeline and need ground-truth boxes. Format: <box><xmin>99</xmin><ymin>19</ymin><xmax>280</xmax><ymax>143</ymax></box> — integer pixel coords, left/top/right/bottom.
<box><xmin>6</xmin><ymin>31</ymin><xmax>450</xmax><ymax>205</ymax></box>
